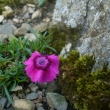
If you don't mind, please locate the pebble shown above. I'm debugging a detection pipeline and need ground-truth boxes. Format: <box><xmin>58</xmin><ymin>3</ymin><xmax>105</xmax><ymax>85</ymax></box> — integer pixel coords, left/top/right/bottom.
<box><xmin>0</xmin><ymin>15</ymin><xmax>4</xmax><ymax>23</ymax></box>
<box><xmin>0</xmin><ymin>97</ymin><xmax>7</xmax><ymax>108</ymax></box>
<box><xmin>13</xmin><ymin>99</ymin><xmax>35</xmax><ymax>110</ymax></box>
<box><xmin>37</xmin><ymin>106</ymin><xmax>45</xmax><ymax>110</ymax></box>
<box><xmin>26</xmin><ymin>93</ymin><xmax>38</xmax><ymax>100</ymax></box>
<box><xmin>31</xmin><ymin>9</ymin><xmax>42</xmax><ymax>20</ymax></box>
<box><xmin>29</xmin><ymin>83</ymin><xmax>39</xmax><ymax>92</ymax></box>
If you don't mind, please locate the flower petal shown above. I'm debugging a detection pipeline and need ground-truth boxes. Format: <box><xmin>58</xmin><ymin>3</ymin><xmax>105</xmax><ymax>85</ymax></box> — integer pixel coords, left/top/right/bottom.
<box><xmin>24</xmin><ymin>51</ymin><xmax>40</xmax><ymax>65</ymax></box>
<box><xmin>48</xmin><ymin>54</ymin><xmax>59</xmax><ymax>65</ymax></box>
<box><xmin>48</xmin><ymin>54</ymin><xmax>59</xmax><ymax>74</ymax></box>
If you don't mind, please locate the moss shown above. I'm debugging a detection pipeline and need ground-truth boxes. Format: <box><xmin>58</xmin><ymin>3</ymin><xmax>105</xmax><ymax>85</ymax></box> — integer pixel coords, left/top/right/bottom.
<box><xmin>58</xmin><ymin>50</ymin><xmax>110</xmax><ymax>110</ymax></box>
<box><xmin>0</xmin><ymin>0</ymin><xmax>21</xmax><ymax>13</ymax></box>
<box><xmin>48</xmin><ymin>26</ymin><xmax>81</xmax><ymax>54</ymax></box>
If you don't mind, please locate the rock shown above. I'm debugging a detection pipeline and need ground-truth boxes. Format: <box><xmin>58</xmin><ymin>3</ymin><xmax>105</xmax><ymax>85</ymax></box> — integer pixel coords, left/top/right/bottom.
<box><xmin>11</xmin><ymin>85</ymin><xmax>23</xmax><ymax>92</ymax></box>
<box><xmin>6</xmin><ymin>106</ymin><xmax>14</xmax><ymax>110</ymax></box>
<box><xmin>22</xmin><ymin>5</ymin><xmax>28</xmax><ymax>15</ymax></box>
<box><xmin>0</xmin><ymin>97</ymin><xmax>7</xmax><ymax>108</ymax></box>
<box><xmin>0</xmin><ymin>24</ymin><xmax>13</xmax><ymax>35</ymax></box>
<box><xmin>4</xmin><ymin>6</ymin><xmax>13</xmax><ymax>11</ymax></box>
<box><xmin>26</xmin><ymin>93</ymin><xmax>38</xmax><ymax>100</ymax></box>
<box><xmin>6</xmin><ymin>100</ymin><xmax>11</xmax><ymax>108</ymax></box>
<box><xmin>45</xmin><ymin>81</ymin><xmax>60</xmax><ymax>94</ymax></box>
<box><xmin>23</xmin><ymin>12</ymin><xmax>30</xmax><ymax>19</ymax></box>
<box><xmin>21</xmin><ymin>23</ymin><xmax>31</xmax><ymax>32</ymax></box>
<box><xmin>2</xmin><ymin>10</ymin><xmax>13</xmax><ymax>18</ymax></box>
<box><xmin>43</xmin><ymin>17</ymin><xmax>51</xmax><ymax>23</ymax></box>
<box><xmin>24</xmin><ymin>33</ymin><xmax>39</xmax><ymax>41</ymax></box>
<box><xmin>52</xmin><ymin>0</ymin><xmax>87</xmax><ymax>28</ymax></box>
<box><xmin>10</xmin><ymin>25</ymin><xmax>17</xmax><ymax>34</ymax></box>
<box><xmin>31</xmin><ymin>9</ymin><xmax>42</xmax><ymax>20</ymax></box>
<box><xmin>46</xmin><ymin>93</ymin><xmax>68</xmax><ymax>110</ymax></box>
<box><xmin>13</xmin><ymin>18</ymin><xmax>19</xmax><ymax>23</ymax></box>
<box><xmin>33</xmin><ymin>23</ymin><xmax>48</xmax><ymax>33</ymax></box>
<box><xmin>14</xmin><ymin>27</ymin><xmax>27</xmax><ymax>36</ymax></box>
<box><xmin>59</xmin><ymin>43</ymin><xmax>72</xmax><ymax>58</ymax></box>
<box><xmin>0</xmin><ymin>15</ymin><xmax>4</xmax><ymax>23</ymax></box>
<box><xmin>36</xmin><ymin>83</ymin><xmax>47</xmax><ymax>89</ymax></box>
<box><xmin>37</xmin><ymin>106</ymin><xmax>45</xmax><ymax>110</ymax></box>
<box><xmin>0</xmin><ymin>104</ymin><xmax>3</xmax><ymax>110</ymax></box>
<box><xmin>28</xmin><ymin>7</ymin><xmax>35</xmax><ymax>14</ymax></box>
<box><xmin>27</xmin><ymin>4</ymin><xmax>35</xmax><ymax>8</ymax></box>
<box><xmin>13</xmin><ymin>99</ymin><xmax>35</xmax><ymax>110</ymax></box>
<box><xmin>29</xmin><ymin>83</ymin><xmax>39</xmax><ymax>92</ymax></box>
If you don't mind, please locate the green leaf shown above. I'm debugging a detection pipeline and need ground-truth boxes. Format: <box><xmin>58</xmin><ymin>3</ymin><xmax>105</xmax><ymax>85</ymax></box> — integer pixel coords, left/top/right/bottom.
<box><xmin>3</xmin><ymin>85</ymin><xmax>13</xmax><ymax>104</ymax></box>
<box><xmin>10</xmin><ymin>80</ymin><xmax>17</xmax><ymax>91</ymax></box>
<box><xmin>38</xmin><ymin>0</ymin><xmax>46</xmax><ymax>6</ymax></box>
<box><xmin>0</xmin><ymin>82</ymin><xmax>5</xmax><ymax>86</ymax></box>
<box><xmin>46</xmin><ymin>45</ymin><xmax>57</xmax><ymax>53</ymax></box>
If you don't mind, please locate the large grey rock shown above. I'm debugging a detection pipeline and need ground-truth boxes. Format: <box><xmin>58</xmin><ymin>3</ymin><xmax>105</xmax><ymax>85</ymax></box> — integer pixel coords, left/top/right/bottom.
<box><xmin>46</xmin><ymin>93</ymin><xmax>68</xmax><ymax>110</ymax></box>
<box><xmin>13</xmin><ymin>99</ymin><xmax>35</xmax><ymax>110</ymax></box>
<box><xmin>53</xmin><ymin>0</ymin><xmax>110</xmax><ymax>69</ymax></box>
<box><xmin>0</xmin><ymin>24</ymin><xmax>13</xmax><ymax>35</ymax></box>
<box><xmin>52</xmin><ymin>0</ymin><xmax>87</xmax><ymax>28</ymax></box>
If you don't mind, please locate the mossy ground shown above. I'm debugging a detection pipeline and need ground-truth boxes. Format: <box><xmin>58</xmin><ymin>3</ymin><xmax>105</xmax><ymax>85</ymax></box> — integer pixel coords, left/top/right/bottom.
<box><xmin>48</xmin><ymin>26</ymin><xmax>81</xmax><ymax>54</ymax></box>
<box><xmin>58</xmin><ymin>50</ymin><xmax>110</xmax><ymax>110</ymax></box>
<box><xmin>0</xmin><ymin>0</ymin><xmax>22</xmax><ymax>13</ymax></box>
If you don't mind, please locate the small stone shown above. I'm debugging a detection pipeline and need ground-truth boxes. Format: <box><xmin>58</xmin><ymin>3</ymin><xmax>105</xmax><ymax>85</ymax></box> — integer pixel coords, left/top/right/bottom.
<box><xmin>12</xmin><ymin>94</ymin><xmax>19</xmax><ymax>100</ymax></box>
<box><xmin>22</xmin><ymin>5</ymin><xmax>28</xmax><ymax>15</ymax></box>
<box><xmin>46</xmin><ymin>93</ymin><xmax>68</xmax><ymax>110</ymax></box>
<box><xmin>0</xmin><ymin>97</ymin><xmax>7</xmax><ymax>108</ymax></box>
<box><xmin>31</xmin><ymin>9</ymin><xmax>42</xmax><ymax>20</ymax></box>
<box><xmin>26</xmin><ymin>93</ymin><xmax>38</xmax><ymax>100</ymax></box>
<box><xmin>25</xmin><ymin>88</ymin><xmax>31</xmax><ymax>94</ymax></box>
<box><xmin>2</xmin><ymin>10</ymin><xmax>13</xmax><ymax>18</ymax></box>
<box><xmin>6</xmin><ymin>106</ymin><xmax>14</xmax><ymax>110</ymax></box>
<box><xmin>14</xmin><ymin>27</ymin><xmax>27</xmax><ymax>36</ymax></box>
<box><xmin>0</xmin><ymin>24</ymin><xmax>13</xmax><ymax>35</ymax></box>
<box><xmin>24</xmin><ymin>33</ymin><xmax>39</xmax><ymax>41</ymax></box>
<box><xmin>27</xmin><ymin>4</ymin><xmax>35</xmax><ymax>8</ymax></box>
<box><xmin>6</xmin><ymin>100</ymin><xmax>11</xmax><ymax>108</ymax></box>
<box><xmin>13</xmin><ymin>18</ymin><xmax>19</xmax><ymax>23</ymax></box>
<box><xmin>37</xmin><ymin>106</ymin><xmax>45</xmax><ymax>110</ymax></box>
<box><xmin>36</xmin><ymin>103</ymin><xmax>43</xmax><ymax>107</ymax></box>
<box><xmin>29</xmin><ymin>83</ymin><xmax>39</xmax><ymax>92</ymax></box>
<box><xmin>36</xmin><ymin>83</ymin><xmax>47</xmax><ymax>89</ymax></box>
<box><xmin>43</xmin><ymin>17</ymin><xmax>51</xmax><ymax>23</ymax></box>
<box><xmin>21</xmin><ymin>23</ymin><xmax>31</xmax><ymax>32</ymax></box>
<box><xmin>13</xmin><ymin>99</ymin><xmax>35</xmax><ymax>110</ymax></box>
<box><xmin>23</xmin><ymin>12</ymin><xmax>30</xmax><ymax>19</ymax></box>
<box><xmin>28</xmin><ymin>7</ymin><xmax>35</xmax><ymax>14</ymax></box>
<box><xmin>19</xmin><ymin>19</ymin><xmax>24</xmax><ymax>23</ymax></box>
<box><xmin>0</xmin><ymin>15</ymin><xmax>4</xmax><ymax>23</ymax></box>
<box><xmin>33</xmin><ymin>23</ymin><xmax>48</xmax><ymax>33</ymax></box>
<box><xmin>4</xmin><ymin>6</ymin><xmax>13</xmax><ymax>11</ymax></box>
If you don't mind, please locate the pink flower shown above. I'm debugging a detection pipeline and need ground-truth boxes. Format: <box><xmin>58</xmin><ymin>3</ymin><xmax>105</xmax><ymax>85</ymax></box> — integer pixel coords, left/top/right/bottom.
<box><xmin>24</xmin><ymin>51</ymin><xmax>59</xmax><ymax>83</ymax></box>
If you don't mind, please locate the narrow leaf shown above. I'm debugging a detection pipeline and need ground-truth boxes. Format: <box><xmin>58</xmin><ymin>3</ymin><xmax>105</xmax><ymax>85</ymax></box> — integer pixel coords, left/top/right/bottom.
<box><xmin>3</xmin><ymin>85</ymin><xmax>13</xmax><ymax>104</ymax></box>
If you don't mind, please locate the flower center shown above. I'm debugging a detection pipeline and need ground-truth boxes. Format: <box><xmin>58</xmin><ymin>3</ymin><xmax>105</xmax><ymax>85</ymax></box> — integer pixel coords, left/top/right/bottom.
<box><xmin>34</xmin><ymin>56</ymin><xmax>51</xmax><ymax>70</ymax></box>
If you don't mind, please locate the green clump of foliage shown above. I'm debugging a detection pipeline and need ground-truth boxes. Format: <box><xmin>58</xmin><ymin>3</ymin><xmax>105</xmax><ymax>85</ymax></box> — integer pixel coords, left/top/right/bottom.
<box><xmin>0</xmin><ymin>0</ymin><xmax>20</xmax><ymax>13</ymax></box>
<box><xmin>58</xmin><ymin>50</ymin><xmax>110</xmax><ymax>110</ymax></box>
<box><xmin>48</xmin><ymin>27</ymin><xmax>80</xmax><ymax>54</ymax></box>
<box><xmin>0</xmin><ymin>30</ymin><xmax>56</xmax><ymax>104</ymax></box>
